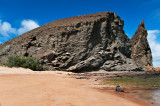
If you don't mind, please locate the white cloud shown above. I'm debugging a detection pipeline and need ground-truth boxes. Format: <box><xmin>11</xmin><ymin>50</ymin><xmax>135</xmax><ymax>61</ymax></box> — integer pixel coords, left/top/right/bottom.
<box><xmin>0</xmin><ymin>19</ymin><xmax>39</xmax><ymax>37</ymax></box>
<box><xmin>147</xmin><ymin>30</ymin><xmax>160</xmax><ymax>67</ymax></box>
<box><xmin>17</xmin><ymin>20</ymin><xmax>39</xmax><ymax>35</ymax></box>
<box><xmin>0</xmin><ymin>20</ymin><xmax>16</xmax><ymax>37</ymax></box>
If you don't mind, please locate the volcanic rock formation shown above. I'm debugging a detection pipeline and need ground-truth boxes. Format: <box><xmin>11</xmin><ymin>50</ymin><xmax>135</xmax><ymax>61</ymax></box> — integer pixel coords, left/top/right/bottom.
<box><xmin>0</xmin><ymin>12</ymin><xmax>143</xmax><ymax>72</ymax></box>
<box><xmin>131</xmin><ymin>20</ymin><xmax>152</xmax><ymax>67</ymax></box>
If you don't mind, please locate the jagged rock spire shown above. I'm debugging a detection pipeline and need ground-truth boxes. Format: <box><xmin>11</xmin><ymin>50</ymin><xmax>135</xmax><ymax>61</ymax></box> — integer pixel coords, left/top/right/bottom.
<box><xmin>139</xmin><ymin>20</ymin><xmax>145</xmax><ymax>28</ymax></box>
<box><xmin>131</xmin><ymin>20</ymin><xmax>152</xmax><ymax>67</ymax></box>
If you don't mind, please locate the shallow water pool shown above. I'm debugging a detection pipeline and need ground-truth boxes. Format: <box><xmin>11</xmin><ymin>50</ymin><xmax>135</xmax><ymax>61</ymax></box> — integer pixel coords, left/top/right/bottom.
<box><xmin>130</xmin><ymin>89</ymin><xmax>160</xmax><ymax>106</ymax></box>
<box><xmin>152</xmin><ymin>89</ymin><xmax>160</xmax><ymax>105</ymax></box>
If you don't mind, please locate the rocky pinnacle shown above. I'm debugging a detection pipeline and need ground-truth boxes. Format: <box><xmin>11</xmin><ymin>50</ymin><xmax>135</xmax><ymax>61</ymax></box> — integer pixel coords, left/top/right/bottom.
<box><xmin>131</xmin><ymin>20</ymin><xmax>152</xmax><ymax>67</ymax></box>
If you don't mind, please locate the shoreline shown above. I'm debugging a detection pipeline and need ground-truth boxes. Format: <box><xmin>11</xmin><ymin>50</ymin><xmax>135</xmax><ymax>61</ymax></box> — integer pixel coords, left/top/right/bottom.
<box><xmin>97</xmin><ymin>87</ymin><xmax>159</xmax><ymax>105</ymax></box>
<box><xmin>97</xmin><ymin>89</ymin><xmax>151</xmax><ymax>106</ymax></box>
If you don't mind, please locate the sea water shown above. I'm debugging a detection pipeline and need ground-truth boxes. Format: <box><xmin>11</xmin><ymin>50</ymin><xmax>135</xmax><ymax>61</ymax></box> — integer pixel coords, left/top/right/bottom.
<box><xmin>135</xmin><ymin>89</ymin><xmax>160</xmax><ymax>106</ymax></box>
<box><xmin>129</xmin><ymin>89</ymin><xmax>160</xmax><ymax>105</ymax></box>
<box><xmin>152</xmin><ymin>89</ymin><xmax>160</xmax><ymax>105</ymax></box>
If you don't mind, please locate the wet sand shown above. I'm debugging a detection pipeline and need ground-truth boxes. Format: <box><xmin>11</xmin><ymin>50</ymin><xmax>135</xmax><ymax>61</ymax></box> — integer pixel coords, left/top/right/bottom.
<box><xmin>0</xmin><ymin>66</ymin><xmax>149</xmax><ymax>106</ymax></box>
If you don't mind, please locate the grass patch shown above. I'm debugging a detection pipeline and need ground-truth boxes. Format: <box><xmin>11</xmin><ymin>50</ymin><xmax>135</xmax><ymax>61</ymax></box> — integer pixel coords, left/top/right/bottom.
<box><xmin>103</xmin><ymin>76</ymin><xmax>160</xmax><ymax>87</ymax></box>
<box><xmin>2</xmin><ymin>56</ymin><xmax>44</xmax><ymax>71</ymax></box>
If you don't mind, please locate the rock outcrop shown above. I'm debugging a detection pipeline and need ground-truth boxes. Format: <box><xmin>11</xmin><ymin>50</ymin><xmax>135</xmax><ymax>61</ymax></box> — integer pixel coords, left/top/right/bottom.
<box><xmin>131</xmin><ymin>20</ymin><xmax>152</xmax><ymax>67</ymax></box>
<box><xmin>0</xmin><ymin>12</ymin><xmax>143</xmax><ymax>72</ymax></box>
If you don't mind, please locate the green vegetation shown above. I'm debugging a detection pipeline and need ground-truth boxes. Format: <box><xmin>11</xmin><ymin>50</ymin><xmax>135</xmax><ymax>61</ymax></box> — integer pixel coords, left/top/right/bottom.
<box><xmin>103</xmin><ymin>76</ymin><xmax>160</xmax><ymax>87</ymax></box>
<box><xmin>3</xmin><ymin>56</ymin><xmax>44</xmax><ymax>71</ymax></box>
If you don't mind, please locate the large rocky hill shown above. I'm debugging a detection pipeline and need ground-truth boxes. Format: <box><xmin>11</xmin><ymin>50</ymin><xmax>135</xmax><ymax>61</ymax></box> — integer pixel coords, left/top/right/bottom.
<box><xmin>0</xmin><ymin>12</ymin><xmax>152</xmax><ymax>72</ymax></box>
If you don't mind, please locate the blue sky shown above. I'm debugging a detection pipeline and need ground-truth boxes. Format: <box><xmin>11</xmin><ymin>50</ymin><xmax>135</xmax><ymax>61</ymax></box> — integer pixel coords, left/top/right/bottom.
<box><xmin>0</xmin><ymin>0</ymin><xmax>160</xmax><ymax>67</ymax></box>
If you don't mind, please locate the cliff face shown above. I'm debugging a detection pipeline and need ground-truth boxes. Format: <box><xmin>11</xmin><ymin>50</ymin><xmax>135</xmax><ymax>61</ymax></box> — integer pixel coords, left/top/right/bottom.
<box><xmin>131</xmin><ymin>20</ymin><xmax>152</xmax><ymax>67</ymax></box>
<box><xmin>0</xmin><ymin>12</ymin><xmax>143</xmax><ymax>71</ymax></box>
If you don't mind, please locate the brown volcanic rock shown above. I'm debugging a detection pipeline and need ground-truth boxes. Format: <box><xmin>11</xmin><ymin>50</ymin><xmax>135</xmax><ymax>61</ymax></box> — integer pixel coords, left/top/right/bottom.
<box><xmin>0</xmin><ymin>12</ymin><xmax>143</xmax><ymax>71</ymax></box>
<box><xmin>144</xmin><ymin>66</ymin><xmax>154</xmax><ymax>71</ymax></box>
<box><xmin>155</xmin><ymin>67</ymin><xmax>160</xmax><ymax>72</ymax></box>
<box><xmin>131</xmin><ymin>20</ymin><xmax>152</xmax><ymax>67</ymax></box>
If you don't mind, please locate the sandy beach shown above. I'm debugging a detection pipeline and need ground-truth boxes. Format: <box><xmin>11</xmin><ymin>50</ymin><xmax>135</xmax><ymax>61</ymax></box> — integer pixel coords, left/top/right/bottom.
<box><xmin>0</xmin><ymin>66</ymin><xmax>150</xmax><ymax>106</ymax></box>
